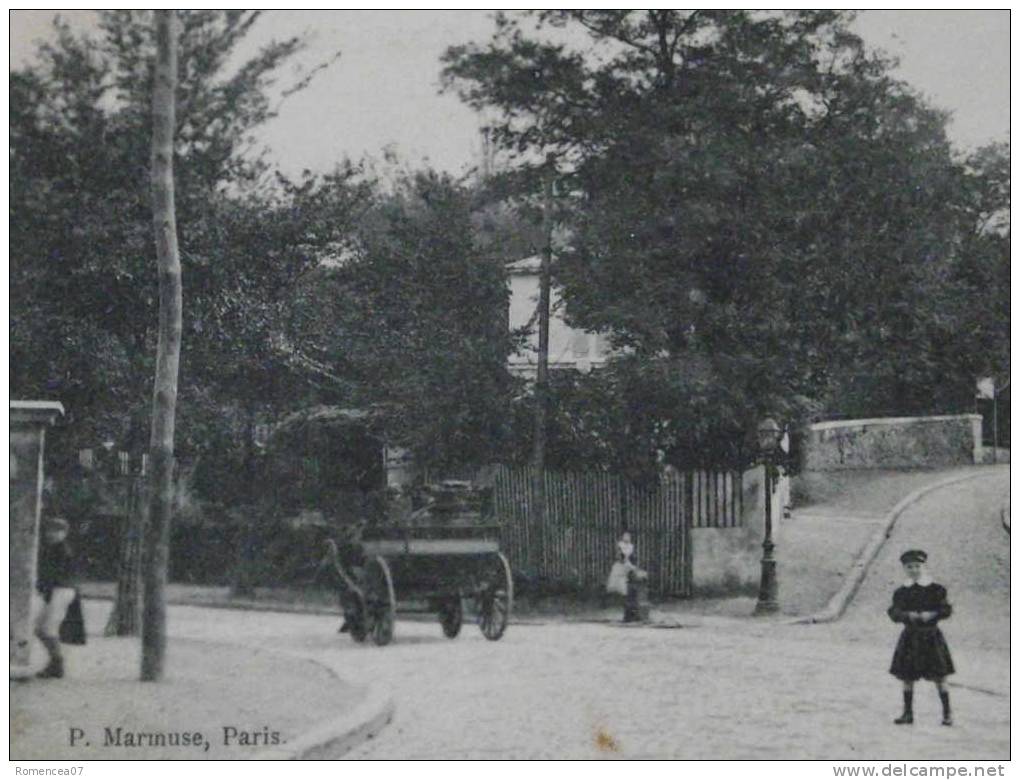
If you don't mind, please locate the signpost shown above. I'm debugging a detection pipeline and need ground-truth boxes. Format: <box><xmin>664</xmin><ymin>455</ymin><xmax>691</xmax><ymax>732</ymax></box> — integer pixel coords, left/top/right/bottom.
<box><xmin>976</xmin><ymin>377</ymin><xmax>1010</xmax><ymax>464</ymax></box>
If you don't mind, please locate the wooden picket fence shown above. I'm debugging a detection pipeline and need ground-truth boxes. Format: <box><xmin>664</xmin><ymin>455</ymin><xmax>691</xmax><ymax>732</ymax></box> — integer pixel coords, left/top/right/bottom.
<box><xmin>491</xmin><ymin>465</ymin><xmax>743</xmax><ymax>597</ymax></box>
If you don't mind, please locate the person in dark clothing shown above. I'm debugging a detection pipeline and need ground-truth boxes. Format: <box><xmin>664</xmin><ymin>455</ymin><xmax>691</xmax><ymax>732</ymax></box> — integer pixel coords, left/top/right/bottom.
<box><xmin>888</xmin><ymin>549</ymin><xmax>955</xmax><ymax>726</ymax></box>
<box><xmin>34</xmin><ymin>516</ymin><xmax>79</xmax><ymax>679</ymax></box>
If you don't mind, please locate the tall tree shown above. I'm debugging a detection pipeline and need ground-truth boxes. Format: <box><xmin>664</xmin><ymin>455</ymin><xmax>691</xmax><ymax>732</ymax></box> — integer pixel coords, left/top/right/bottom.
<box><xmin>10</xmin><ymin>11</ymin><xmax>340</xmax><ymax>455</ymax></box>
<box><xmin>287</xmin><ymin>170</ymin><xmax>522</xmax><ymax>474</ymax></box>
<box><xmin>948</xmin><ymin>143</ymin><xmax>1010</xmax><ymax>388</ymax></box>
<box><xmin>10</xmin><ymin>11</ymin><xmax>345</xmax><ymax>632</ymax></box>
<box><xmin>444</xmin><ymin>11</ymin><xmax>996</xmax><ymax>470</ymax></box>
<box><xmin>141</xmin><ymin>9</ymin><xmax>181</xmax><ymax>681</ymax></box>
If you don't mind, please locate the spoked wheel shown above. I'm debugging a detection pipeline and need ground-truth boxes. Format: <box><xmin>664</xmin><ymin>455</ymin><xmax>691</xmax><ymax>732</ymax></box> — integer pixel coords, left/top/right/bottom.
<box><xmin>477</xmin><ymin>552</ymin><xmax>513</xmax><ymax>641</ymax></box>
<box><xmin>364</xmin><ymin>556</ymin><xmax>396</xmax><ymax>646</ymax></box>
<box><xmin>438</xmin><ymin>598</ymin><xmax>463</xmax><ymax>639</ymax></box>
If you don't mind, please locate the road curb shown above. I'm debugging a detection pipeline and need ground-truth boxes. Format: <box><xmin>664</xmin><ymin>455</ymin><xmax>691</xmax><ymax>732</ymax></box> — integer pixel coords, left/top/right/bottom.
<box><xmin>193</xmin><ymin>636</ymin><xmax>396</xmax><ymax>760</ymax></box>
<box><xmin>159</xmin><ymin>635</ymin><xmax>396</xmax><ymax>759</ymax></box>
<box><xmin>253</xmin><ymin>686</ymin><xmax>395</xmax><ymax>760</ymax></box>
<box><xmin>124</xmin><ymin>612</ymin><xmax>397</xmax><ymax>760</ymax></box>
<box><xmin>793</xmin><ymin>468</ymin><xmax>1008</xmax><ymax>625</ymax></box>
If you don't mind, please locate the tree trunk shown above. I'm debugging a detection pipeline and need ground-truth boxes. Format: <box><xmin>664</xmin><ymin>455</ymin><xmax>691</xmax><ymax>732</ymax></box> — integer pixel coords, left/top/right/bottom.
<box><xmin>104</xmin><ymin>474</ymin><xmax>145</xmax><ymax>636</ymax></box>
<box><xmin>141</xmin><ymin>10</ymin><xmax>182</xmax><ymax>682</ymax></box>
<box><xmin>105</xmin><ymin>408</ymin><xmax>149</xmax><ymax>637</ymax></box>
<box><xmin>530</xmin><ymin>157</ymin><xmax>555</xmax><ymax>572</ymax></box>
<box><xmin>230</xmin><ymin>404</ymin><xmax>258</xmax><ymax>599</ymax></box>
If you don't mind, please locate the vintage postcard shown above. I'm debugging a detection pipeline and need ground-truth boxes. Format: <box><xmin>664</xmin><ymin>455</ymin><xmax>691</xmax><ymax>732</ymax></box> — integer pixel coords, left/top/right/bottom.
<box><xmin>9</xmin><ymin>9</ymin><xmax>1009</xmax><ymax>767</ymax></box>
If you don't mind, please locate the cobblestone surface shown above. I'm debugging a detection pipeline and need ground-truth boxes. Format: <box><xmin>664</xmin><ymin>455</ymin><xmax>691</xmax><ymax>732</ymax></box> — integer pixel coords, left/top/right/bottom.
<box><xmin>824</xmin><ymin>468</ymin><xmax>1010</xmax><ymax>675</ymax></box>
<box><xmin>133</xmin><ymin>468</ymin><xmax>1007</xmax><ymax>760</ymax></box>
<box><xmin>64</xmin><ymin>468</ymin><xmax>1005</xmax><ymax>759</ymax></box>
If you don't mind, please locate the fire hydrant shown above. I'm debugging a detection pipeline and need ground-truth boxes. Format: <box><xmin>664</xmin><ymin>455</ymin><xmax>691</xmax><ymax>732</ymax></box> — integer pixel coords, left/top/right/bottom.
<box><xmin>624</xmin><ymin>568</ymin><xmax>650</xmax><ymax>623</ymax></box>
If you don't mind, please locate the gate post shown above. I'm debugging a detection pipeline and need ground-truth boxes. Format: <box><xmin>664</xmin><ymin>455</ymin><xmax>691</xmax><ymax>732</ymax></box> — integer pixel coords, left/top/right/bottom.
<box><xmin>9</xmin><ymin>401</ymin><xmax>64</xmax><ymax>677</ymax></box>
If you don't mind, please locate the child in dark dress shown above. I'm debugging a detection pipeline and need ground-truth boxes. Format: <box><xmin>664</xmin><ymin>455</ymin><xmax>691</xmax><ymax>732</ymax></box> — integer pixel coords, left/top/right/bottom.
<box><xmin>888</xmin><ymin>549</ymin><xmax>955</xmax><ymax>726</ymax></box>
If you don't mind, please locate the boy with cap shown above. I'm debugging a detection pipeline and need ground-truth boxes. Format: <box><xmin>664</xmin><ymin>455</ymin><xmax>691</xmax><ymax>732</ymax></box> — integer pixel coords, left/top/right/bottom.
<box><xmin>887</xmin><ymin>549</ymin><xmax>955</xmax><ymax>725</ymax></box>
<box><xmin>34</xmin><ymin>516</ymin><xmax>79</xmax><ymax>679</ymax></box>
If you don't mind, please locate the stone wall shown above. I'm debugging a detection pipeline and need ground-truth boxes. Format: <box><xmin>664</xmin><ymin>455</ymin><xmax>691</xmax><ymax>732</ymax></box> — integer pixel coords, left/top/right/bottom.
<box><xmin>691</xmin><ymin>464</ymin><xmax>788</xmax><ymax>594</ymax></box>
<box><xmin>802</xmin><ymin>415</ymin><xmax>983</xmax><ymax>471</ymax></box>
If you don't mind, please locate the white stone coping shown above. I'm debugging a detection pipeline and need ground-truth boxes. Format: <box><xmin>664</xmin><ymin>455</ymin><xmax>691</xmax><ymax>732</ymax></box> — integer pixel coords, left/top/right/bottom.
<box><xmin>809</xmin><ymin>414</ymin><xmax>982</xmax><ymax>432</ymax></box>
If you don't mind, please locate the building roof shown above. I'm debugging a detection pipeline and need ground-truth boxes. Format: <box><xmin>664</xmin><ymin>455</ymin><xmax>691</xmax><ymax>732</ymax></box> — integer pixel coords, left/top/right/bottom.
<box><xmin>10</xmin><ymin>401</ymin><xmax>65</xmax><ymax>424</ymax></box>
<box><xmin>505</xmin><ymin>255</ymin><xmax>542</xmax><ymax>275</ymax></box>
<box><xmin>269</xmin><ymin>405</ymin><xmax>380</xmax><ymax>446</ymax></box>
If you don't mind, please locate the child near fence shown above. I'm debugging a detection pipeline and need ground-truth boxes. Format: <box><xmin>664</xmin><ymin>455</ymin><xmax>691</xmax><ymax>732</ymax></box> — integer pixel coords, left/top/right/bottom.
<box><xmin>606</xmin><ymin>529</ymin><xmax>635</xmax><ymax>596</ymax></box>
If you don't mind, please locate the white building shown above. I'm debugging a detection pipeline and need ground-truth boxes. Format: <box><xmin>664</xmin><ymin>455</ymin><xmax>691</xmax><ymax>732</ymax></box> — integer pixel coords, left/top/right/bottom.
<box><xmin>506</xmin><ymin>255</ymin><xmax>611</xmax><ymax>377</ymax></box>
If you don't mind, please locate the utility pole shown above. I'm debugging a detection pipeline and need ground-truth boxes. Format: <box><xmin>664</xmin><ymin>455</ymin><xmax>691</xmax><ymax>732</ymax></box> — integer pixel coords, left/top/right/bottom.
<box><xmin>992</xmin><ymin>377</ymin><xmax>1010</xmax><ymax>464</ymax></box>
<box><xmin>531</xmin><ymin>155</ymin><xmax>555</xmax><ymax>571</ymax></box>
<box><xmin>479</xmin><ymin>126</ymin><xmax>494</xmax><ymax>182</ymax></box>
<box><xmin>992</xmin><ymin>384</ymin><xmax>998</xmax><ymax>464</ymax></box>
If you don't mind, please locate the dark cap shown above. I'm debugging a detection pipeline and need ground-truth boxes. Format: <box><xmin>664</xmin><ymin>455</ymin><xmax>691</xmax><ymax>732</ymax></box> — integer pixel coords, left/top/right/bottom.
<box><xmin>899</xmin><ymin>549</ymin><xmax>927</xmax><ymax>565</ymax></box>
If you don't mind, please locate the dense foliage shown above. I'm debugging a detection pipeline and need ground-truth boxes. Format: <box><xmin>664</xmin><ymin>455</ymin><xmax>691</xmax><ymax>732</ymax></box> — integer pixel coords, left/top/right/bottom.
<box><xmin>287</xmin><ymin>171</ymin><xmax>524</xmax><ymax>472</ymax></box>
<box><xmin>11</xmin><ymin>11</ymin><xmax>1009</xmax><ymax>497</ymax></box>
<box><xmin>444</xmin><ymin>10</ymin><xmax>1009</xmax><ymax>471</ymax></box>
<box><xmin>10</xmin><ymin>11</ymin><xmax>358</xmax><ymax>471</ymax></box>
<box><xmin>11</xmin><ymin>12</ymin><xmax>524</xmax><ymax>501</ymax></box>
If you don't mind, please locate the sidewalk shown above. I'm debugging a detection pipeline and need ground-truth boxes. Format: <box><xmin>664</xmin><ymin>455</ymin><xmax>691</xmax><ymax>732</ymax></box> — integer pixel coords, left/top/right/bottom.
<box><xmin>777</xmin><ymin>465</ymin><xmax>1007</xmax><ymax>619</ymax></box>
<box><xmin>577</xmin><ymin>465</ymin><xmax>1007</xmax><ymax>624</ymax></box>
<box><xmin>10</xmin><ymin>627</ymin><xmax>367</xmax><ymax>759</ymax></box>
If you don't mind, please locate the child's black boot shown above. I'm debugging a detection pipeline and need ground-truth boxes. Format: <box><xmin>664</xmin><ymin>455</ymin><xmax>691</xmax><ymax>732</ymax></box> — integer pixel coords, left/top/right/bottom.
<box><xmin>939</xmin><ymin>690</ymin><xmax>952</xmax><ymax>726</ymax></box>
<box><xmin>894</xmin><ymin>690</ymin><xmax>913</xmax><ymax>724</ymax></box>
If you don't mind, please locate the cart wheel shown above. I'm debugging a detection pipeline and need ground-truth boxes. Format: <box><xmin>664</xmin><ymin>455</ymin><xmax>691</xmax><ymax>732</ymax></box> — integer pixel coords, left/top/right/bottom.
<box><xmin>365</xmin><ymin>556</ymin><xmax>396</xmax><ymax>646</ymax></box>
<box><xmin>438</xmin><ymin>598</ymin><xmax>463</xmax><ymax>639</ymax></box>
<box><xmin>478</xmin><ymin>552</ymin><xmax>513</xmax><ymax>641</ymax></box>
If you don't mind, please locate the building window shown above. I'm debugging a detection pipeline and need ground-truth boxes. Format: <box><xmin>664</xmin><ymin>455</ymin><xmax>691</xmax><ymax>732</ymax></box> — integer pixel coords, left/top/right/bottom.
<box><xmin>571</xmin><ymin>332</ymin><xmax>589</xmax><ymax>358</ymax></box>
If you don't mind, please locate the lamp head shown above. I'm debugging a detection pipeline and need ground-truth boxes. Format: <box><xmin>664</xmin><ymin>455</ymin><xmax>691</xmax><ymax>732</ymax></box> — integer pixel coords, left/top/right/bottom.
<box><xmin>757</xmin><ymin>418</ymin><xmax>783</xmax><ymax>453</ymax></box>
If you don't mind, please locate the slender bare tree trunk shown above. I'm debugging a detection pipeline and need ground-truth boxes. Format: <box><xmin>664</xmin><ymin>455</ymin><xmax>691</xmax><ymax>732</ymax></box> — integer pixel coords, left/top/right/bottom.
<box><xmin>141</xmin><ymin>9</ymin><xmax>181</xmax><ymax>682</ymax></box>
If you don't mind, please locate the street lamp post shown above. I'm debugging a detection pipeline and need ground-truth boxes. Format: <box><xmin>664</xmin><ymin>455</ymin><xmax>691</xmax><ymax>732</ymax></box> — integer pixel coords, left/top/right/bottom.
<box><xmin>754</xmin><ymin>418</ymin><xmax>783</xmax><ymax>616</ymax></box>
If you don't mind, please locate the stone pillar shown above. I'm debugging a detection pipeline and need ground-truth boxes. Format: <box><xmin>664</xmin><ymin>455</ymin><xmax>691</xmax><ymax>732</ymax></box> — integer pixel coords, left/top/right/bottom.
<box><xmin>967</xmin><ymin>413</ymin><xmax>984</xmax><ymax>464</ymax></box>
<box><xmin>690</xmin><ymin>465</ymin><xmax>790</xmax><ymax>595</ymax></box>
<box><xmin>10</xmin><ymin>401</ymin><xmax>64</xmax><ymax>677</ymax></box>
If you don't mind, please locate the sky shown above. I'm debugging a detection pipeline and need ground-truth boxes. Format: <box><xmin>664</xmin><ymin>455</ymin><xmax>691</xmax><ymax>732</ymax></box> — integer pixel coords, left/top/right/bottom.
<box><xmin>9</xmin><ymin>10</ymin><xmax>1011</xmax><ymax>179</ymax></box>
